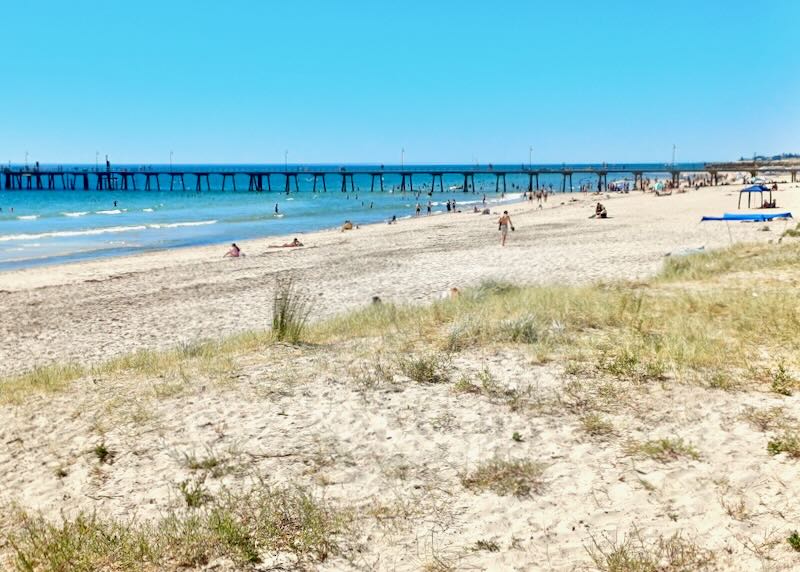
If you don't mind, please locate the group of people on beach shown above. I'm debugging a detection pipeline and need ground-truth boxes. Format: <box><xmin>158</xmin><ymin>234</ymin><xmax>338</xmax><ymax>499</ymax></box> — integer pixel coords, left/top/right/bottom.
<box><xmin>223</xmin><ymin>237</ymin><xmax>303</xmax><ymax>257</ymax></box>
<box><xmin>224</xmin><ymin>189</ymin><xmax>618</xmax><ymax>256</ymax></box>
<box><xmin>524</xmin><ymin>189</ymin><xmax>549</xmax><ymax>208</ymax></box>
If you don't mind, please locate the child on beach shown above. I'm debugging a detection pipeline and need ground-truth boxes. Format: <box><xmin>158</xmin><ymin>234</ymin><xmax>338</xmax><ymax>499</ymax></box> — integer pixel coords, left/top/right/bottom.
<box><xmin>223</xmin><ymin>243</ymin><xmax>244</xmax><ymax>257</ymax></box>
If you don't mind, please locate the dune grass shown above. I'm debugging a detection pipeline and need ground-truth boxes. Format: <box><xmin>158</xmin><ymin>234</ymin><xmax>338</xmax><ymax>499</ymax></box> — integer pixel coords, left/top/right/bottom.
<box><xmin>0</xmin><ymin>363</ymin><xmax>84</xmax><ymax>405</ymax></box>
<box><xmin>2</xmin><ymin>242</ymin><xmax>798</xmax><ymax>404</ymax></box>
<box><xmin>3</xmin><ymin>487</ymin><xmax>351</xmax><ymax>571</ymax></box>
<box><xmin>657</xmin><ymin>241</ymin><xmax>800</xmax><ymax>282</ymax></box>
<box><xmin>586</xmin><ymin>528</ymin><xmax>716</xmax><ymax>571</ymax></box>
<box><xmin>271</xmin><ymin>275</ymin><xmax>312</xmax><ymax>343</ymax></box>
<box><xmin>461</xmin><ymin>458</ymin><xmax>546</xmax><ymax>498</ymax></box>
<box><xmin>312</xmin><ymin>243</ymin><xmax>799</xmax><ymax>386</ymax></box>
<box><xmin>625</xmin><ymin>438</ymin><xmax>701</xmax><ymax>463</ymax></box>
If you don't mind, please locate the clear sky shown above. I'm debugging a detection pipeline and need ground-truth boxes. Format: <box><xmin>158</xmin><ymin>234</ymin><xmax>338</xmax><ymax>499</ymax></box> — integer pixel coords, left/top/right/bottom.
<box><xmin>1</xmin><ymin>0</ymin><xmax>798</xmax><ymax>165</ymax></box>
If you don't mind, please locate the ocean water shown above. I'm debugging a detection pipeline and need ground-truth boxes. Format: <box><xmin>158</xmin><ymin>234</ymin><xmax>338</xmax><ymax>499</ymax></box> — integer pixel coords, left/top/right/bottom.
<box><xmin>0</xmin><ymin>163</ymin><xmax>698</xmax><ymax>270</ymax></box>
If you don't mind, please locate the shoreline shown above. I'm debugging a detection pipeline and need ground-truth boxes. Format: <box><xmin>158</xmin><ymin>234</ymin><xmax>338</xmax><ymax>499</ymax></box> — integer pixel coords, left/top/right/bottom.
<box><xmin>1</xmin><ymin>182</ymin><xmax>797</xmax><ymax>376</ymax></box>
<box><xmin>0</xmin><ymin>192</ymin><xmax>525</xmax><ymax>278</ymax></box>
<box><xmin>0</xmin><ymin>193</ymin><xmax>532</xmax><ymax>291</ymax></box>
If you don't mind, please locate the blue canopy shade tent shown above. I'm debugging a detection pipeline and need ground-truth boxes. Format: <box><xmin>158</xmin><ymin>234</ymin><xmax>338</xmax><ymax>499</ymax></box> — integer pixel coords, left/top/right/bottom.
<box><xmin>700</xmin><ymin>211</ymin><xmax>793</xmax><ymax>243</ymax></box>
<box><xmin>701</xmin><ymin>212</ymin><xmax>792</xmax><ymax>222</ymax></box>
<box><xmin>738</xmin><ymin>184</ymin><xmax>772</xmax><ymax>209</ymax></box>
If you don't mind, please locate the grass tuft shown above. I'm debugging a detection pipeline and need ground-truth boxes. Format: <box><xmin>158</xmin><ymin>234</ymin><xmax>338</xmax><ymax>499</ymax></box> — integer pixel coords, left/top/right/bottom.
<box><xmin>92</xmin><ymin>442</ymin><xmax>114</xmax><ymax>464</ymax></box>
<box><xmin>182</xmin><ymin>452</ymin><xmax>234</xmax><ymax>479</ymax></box>
<box><xmin>473</xmin><ymin>539</ymin><xmax>500</xmax><ymax>552</ymax></box>
<box><xmin>4</xmin><ymin>486</ymin><xmax>350</xmax><ymax>570</ymax></box>
<box><xmin>398</xmin><ymin>353</ymin><xmax>451</xmax><ymax>384</ymax></box>
<box><xmin>0</xmin><ymin>363</ymin><xmax>84</xmax><ymax>404</ymax></box>
<box><xmin>461</xmin><ymin>458</ymin><xmax>545</xmax><ymax>497</ymax></box>
<box><xmin>586</xmin><ymin>528</ymin><xmax>716</xmax><ymax>571</ymax></box>
<box><xmin>740</xmin><ymin>406</ymin><xmax>791</xmax><ymax>432</ymax></box>
<box><xmin>770</xmin><ymin>363</ymin><xmax>797</xmax><ymax>396</ymax></box>
<box><xmin>580</xmin><ymin>413</ymin><xmax>616</xmax><ymax>437</ymax></box>
<box><xmin>788</xmin><ymin>531</ymin><xmax>800</xmax><ymax>552</ymax></box>
<box><xmin>177</xmin><ymin>477</ymin><xmax>212</xmax><ymax>508</ymax></box>
<box><xmin>272</xmin><ymin>275</ymin><xmax>312</xmax><ymax>343</ymax></box>
<box><xmin>766</xmin><ymin>432</ymin><xmax>800</xmax><ymax>458</ymax></box>
<box><xmin>625</xmin><ymin>438</ymin><xmax>700</xmax><ymax>463</ymax></box>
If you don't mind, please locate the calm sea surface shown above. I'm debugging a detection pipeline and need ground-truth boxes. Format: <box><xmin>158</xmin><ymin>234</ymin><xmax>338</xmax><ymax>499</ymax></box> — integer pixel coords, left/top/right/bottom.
<box><xmin>0</xmin><ymin>163</ymin><xmax>700</xmax><ymax>270</ymax></box>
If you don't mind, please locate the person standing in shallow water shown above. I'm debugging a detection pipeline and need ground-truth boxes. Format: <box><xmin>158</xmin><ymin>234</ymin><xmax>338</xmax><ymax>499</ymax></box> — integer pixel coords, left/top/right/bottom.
<box><xmin>497</xmin><ymin>210</ymin><xmax>514</xmax><ymax>246</ymax></box>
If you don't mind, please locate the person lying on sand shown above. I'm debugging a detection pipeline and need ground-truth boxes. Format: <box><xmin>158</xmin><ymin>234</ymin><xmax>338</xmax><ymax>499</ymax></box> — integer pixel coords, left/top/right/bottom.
<box><xmin>223</xmin><ymin>243</ymin><xmax>244</xmax><ymax>257</ymax></box>
<box><xmin>269</xmin><ymin>238</ymin><xmax>303</xmax><ymax>248</ymax></box>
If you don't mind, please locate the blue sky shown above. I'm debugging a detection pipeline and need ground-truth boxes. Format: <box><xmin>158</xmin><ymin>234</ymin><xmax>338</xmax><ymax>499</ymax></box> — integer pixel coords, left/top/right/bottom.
<box><xmin>1</xmin><ymin>0</ymin><xmax>797</xmax><ymax>165</ymax></box>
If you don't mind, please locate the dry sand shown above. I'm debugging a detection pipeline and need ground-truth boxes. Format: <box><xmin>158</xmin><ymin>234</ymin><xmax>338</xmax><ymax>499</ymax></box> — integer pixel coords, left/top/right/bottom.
<box><xmin>1</xmin><ymin>183</ymin><xmax>800</xmax><ymax>571</ymax></box>
<box><xmin>2</xmin><ymin>183</ymin><xmax>797</xmax><ymax>377</ymax></box>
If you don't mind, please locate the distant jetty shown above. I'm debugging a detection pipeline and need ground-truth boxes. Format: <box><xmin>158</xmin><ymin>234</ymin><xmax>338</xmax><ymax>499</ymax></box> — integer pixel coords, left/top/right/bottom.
<box><xmin>3</xmin><ymin>161</ymin><xmax>797</xmax><ymax>192</ymax></box>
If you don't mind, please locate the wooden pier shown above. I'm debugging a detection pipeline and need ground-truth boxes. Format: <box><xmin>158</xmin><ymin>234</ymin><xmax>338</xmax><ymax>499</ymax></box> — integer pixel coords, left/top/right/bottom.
<box><xmin>2</xmin><ymin>162</ymin><xmax>795</xmax><ymax>193</ymax></box>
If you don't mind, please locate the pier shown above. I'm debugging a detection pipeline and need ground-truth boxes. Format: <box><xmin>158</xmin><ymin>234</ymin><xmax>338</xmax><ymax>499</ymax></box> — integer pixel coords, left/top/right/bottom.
<box><xmin>2</xmin><ymin>162</ymin><xmax>796</xmax><ymax>193</ymax></box>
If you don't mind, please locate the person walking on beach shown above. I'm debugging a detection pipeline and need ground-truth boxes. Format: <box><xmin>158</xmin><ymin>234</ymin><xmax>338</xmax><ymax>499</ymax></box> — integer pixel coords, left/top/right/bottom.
<box><xmin>498</xmin><ymin>210</ymin><xmax>514</xmax><ymax>246</ymax></box>
<box><xmin>415</xmin><ymin>202</ymin><xmax>421</xmax><ymax>216</ymax></box>
<box><xmin>427</xmin><ymin>201</ymin><xmax>432</xmax><ymax>215</ymax></box>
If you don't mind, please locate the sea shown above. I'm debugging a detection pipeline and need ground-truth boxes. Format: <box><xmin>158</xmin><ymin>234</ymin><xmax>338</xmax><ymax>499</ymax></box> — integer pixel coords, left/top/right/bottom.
<box><xmin>0</xmin><ymin>163</ymin><xmax>701</xmax><ymax>270</ymax></box>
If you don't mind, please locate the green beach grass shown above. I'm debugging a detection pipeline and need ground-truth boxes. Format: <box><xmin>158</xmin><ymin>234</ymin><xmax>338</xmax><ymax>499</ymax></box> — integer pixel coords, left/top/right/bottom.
<box><xmin>2</xmin><ymin>241</ymin><xmax>799</xmax><ymax>404</ymax></box>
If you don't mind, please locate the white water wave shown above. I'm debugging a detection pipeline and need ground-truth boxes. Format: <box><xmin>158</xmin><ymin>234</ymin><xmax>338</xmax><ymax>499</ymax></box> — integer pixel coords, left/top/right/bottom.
<box><xmin>0</xmin><ymin>225</ymin><xmax>148</xmax><ymax>242</ymax></box>
<box><xmin>63</xmin><ymin>211</ymin><xmax>90</xmax><ymax>217</ymax></box>
<box><xmin>0</xmin><ymin>219</ymin><xmax>218</xmax><ymax>242</ymax></box>
<box><xmin>17</xmin><ymin>215</ymin><xmax>38</xmax><ymax>220</ymax></box>
<box><xmin>146</xmin><ymin>220</ymin><xmax>217</xmax><ymax>229</ymax></box>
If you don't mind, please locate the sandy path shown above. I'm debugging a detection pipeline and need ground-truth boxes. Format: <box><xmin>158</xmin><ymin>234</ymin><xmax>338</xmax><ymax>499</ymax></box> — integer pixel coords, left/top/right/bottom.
<box><xmin>1</xmin><ymin>184</ymin><xmax>797</xmax><ymax>376</ymax></box>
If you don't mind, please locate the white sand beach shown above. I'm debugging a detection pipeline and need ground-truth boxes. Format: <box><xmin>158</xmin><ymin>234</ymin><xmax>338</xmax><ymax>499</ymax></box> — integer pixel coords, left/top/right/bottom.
<box><xmin>1</xmin><ymin>182</ymin><xmax>800</xmax><ymax>571</ymax></box>
<box><xmin>1</xmin><ymin>183</ymin><xmax>797</xmax><ymax>377</ymax></box>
